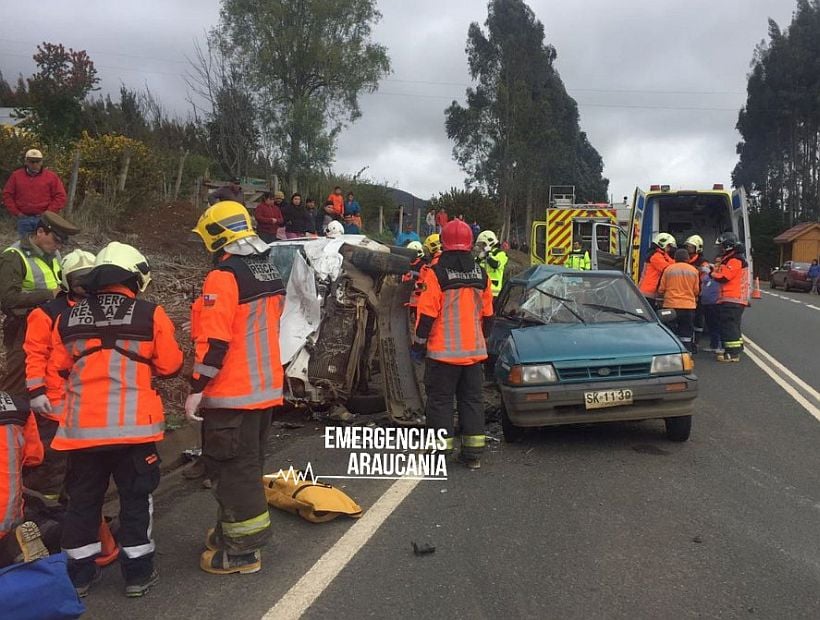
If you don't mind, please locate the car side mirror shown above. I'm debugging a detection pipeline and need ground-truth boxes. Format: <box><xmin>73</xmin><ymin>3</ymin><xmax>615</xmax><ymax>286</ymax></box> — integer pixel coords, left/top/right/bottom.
<box><xmin>657</xmin><ymin>308</ymin><xmax>676</xmax><ymax>324</ymax></box>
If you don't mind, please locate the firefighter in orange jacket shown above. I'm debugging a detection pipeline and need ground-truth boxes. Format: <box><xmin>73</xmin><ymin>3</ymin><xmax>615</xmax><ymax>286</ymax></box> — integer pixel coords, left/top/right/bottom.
<box><xmin>409</xmin><ymin>233</ymin><xmax>442</xmax><ymax>309</ymax></box>
<box><xmin>0</xmin><ymin>392</ymin><xmax>48</xmax><ymax>567</ymax></box>
<box><xmin>711</xmin><ymin>232</ymin><xmax>749</xmax><ymax>362</ymax></box>
<box><xmin>23</xmin><ymin>249</ymin><xmax>95</xmax><ymax>501</ymax></box>
<box><xmin>639</xmin><ymin>232</ymin><xmax>676</xmax><ymax>306</ymax></box>
<box><xmin>186</xmin><ymin>201</ymin><xmax>285</xmax><ymax>575</ymax></box>
<box><xmin>50</xmin><ymin>242</ymin><xmax>183</xmax><ymax>598</ymax></box>
<box><xmin>658</xmin><ymin>249</ymin><xmax>701</xmax><ymax>352</ymax></box>
<box><xmin>412</xmin><ymin>220</ymin><xmax>494</xmax><ymax>470</ymax></box>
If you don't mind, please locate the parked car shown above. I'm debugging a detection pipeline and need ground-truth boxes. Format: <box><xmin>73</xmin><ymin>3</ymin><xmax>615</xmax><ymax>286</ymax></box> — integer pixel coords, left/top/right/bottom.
<box><xmin>769</xmin><ymin>261</ymin><xmax>812</xmax><ymax>292</ymax></box>
<box><xmin>488</xmin><ymin>266</ymin><xmax>698</xmax><ymax>442</ymax></box>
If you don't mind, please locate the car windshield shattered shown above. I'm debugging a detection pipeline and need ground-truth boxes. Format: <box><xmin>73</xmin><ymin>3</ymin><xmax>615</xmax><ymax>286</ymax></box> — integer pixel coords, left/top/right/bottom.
<box><xmin>502</xmin><ymin>273</ymin><xmax>652</xmax><ymax>324</ymax></box>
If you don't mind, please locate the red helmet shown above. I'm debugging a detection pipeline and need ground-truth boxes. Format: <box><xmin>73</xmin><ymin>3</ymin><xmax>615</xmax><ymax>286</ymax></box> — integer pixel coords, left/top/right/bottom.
<box><xmin>441</xmin><ymin>219</ymin><xmax>474</xmax><ymax>251</ymax></box>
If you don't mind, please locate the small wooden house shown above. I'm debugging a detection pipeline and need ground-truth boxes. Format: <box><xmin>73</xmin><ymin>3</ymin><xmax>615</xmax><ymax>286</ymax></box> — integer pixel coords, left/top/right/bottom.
<box><xmin>773</xmin><ymin>222</ymin><xmax>820</xmax><ymax>264</ymax></box>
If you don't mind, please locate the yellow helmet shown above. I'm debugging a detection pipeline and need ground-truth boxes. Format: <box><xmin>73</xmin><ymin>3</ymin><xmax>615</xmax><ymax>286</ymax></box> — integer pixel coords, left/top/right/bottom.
<box><xmin>423</xmin><ymin>233</ymin><xmax>441</xmax><ymax>255</ymax></box>
<box><xmin>193</xmin><ymin>200</ymin><xmax>255</xmax><ymax>253</ymax></box>
<box><xmin>60</xmin><ymin>249</ymin><xmax>96</xmax><ymax>292</ymax></box>
<box><xmin>89</xmin><ymin>241</ymin><xmax>152</xmax><ymax>293</ymax></box>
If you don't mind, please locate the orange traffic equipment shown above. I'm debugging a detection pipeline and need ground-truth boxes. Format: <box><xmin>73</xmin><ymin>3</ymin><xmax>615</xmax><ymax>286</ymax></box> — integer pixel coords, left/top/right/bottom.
<box><xmin>751</xmin><ymin>277</ymin><xmax>761</xmax><ymax>299</ymax></box>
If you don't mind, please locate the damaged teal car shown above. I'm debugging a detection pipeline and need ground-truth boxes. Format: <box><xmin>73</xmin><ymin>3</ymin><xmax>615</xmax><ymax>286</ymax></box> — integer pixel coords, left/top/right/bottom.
<box><xmin>488</xmin><ymin>266</ymin><xmax>698</xmax><ymax>443</ymax></box>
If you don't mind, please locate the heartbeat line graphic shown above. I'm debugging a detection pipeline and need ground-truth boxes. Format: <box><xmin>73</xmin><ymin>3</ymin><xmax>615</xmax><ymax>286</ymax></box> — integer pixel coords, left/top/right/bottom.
<box><xmin>267</xmin><ymin>462</ymin><xmax>447</xmax><ymax>482</ymax></box>
<box><xmin>269</xmin><ymin>463</ymin><xmax>318</xmax><ymax>484</ymax></box>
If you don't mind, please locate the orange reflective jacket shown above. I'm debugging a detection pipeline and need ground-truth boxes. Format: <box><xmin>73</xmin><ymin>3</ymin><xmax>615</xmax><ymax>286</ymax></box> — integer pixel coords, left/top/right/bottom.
<box><xmin>639</xmin><ymin>249</ymin><xmax>674</xmax><ymax>297</ymax></box>
<box><xmin>50</xmin><ymin>285</ymin><xmax>183</xmax><ymax>450</ymax></box>
<box><xmin>658</xmin><ymin>263</ymin><xmax>700</xmax><ymax>310</ymax></box>
<box><xmin>24</xmin><ymin>294</ymin><xmax>75</xmax><ymax>420</ymax></box>
<box><xmin>712</xmin><ymin>255</ymin><xmax>749</xmax><ymax>306</ymax></box>
<box><xmin>191</xmin><ymin>252</ymin><xmax>285</xmax><ymax>410</ymax></box>
<box><xmin>416</xmin><ymin>254</ymin><xmax>494</xmax><ymax>365</ymax></box>
<box><xmin>1</xmin><ymin>394</ymin><xmax>43</xmax><ymax>538</ymax></box>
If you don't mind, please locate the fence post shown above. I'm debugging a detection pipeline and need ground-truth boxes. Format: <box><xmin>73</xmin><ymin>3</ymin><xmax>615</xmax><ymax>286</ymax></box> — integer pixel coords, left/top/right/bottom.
<box><xmin>66</xmin><ymin>150</ymin><xmax>81</xmax><ymax>214</ymax></box>
<box><xmin>118</xmin><ymin>149</ymin><xmax>132</xmax><ymax>191</ymax></box>
<box><xmin>398</xmin><ymin>205</ymin><xmax>404</xmax><ymax>237</ymax></box>
<box><xmin>173</xmin><ymin>149</ymin><xmax>189</xmax><ymax>201</ymax></box>
<box><xmin>378</xmin><ymin>205</ymin><xmax>383</xmax><ymax>234</ymax></box>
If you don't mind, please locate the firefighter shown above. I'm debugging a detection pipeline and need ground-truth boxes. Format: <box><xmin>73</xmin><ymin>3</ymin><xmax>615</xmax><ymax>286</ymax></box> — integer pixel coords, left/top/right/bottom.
<box><xmin>412</xmin><ymin>220</ymin><xmax>494</xmax><ymax>470</ymax></box>
<box><xmin>566</xmin><ymin>240</ymin><xmax>591</xmax><ymax>270</ymax></box>
<box><xmin>409</xmin><ymin>234</ymin><xmax>443</xmax><ymax>309</ymax></box>
<box><xmin>50</xmin><ymin>242</ymin><xmax>183</xmax><ymax>598</ymax></box>
<box><xmin>403</xmin><ymin>241</ymin><xmax>426</xmax><ymax>282</ymax></box>
<box><xmin>658</xmin><ymin>249</ymin><xmax>701</xmax><ymax>352</ymax></box>
<box><xmin>638</xmin><ymin>232</ymin><xmax>676</xmax><ymax>307</ymax></box>
<box><xmin>0</xmin><ymin>212</ymin><xmax>79</xmax><ymax>394</ymax></box>
<box><xmin>711</xmin><ymin>232</ymin><xmax>749</xmax><ymax>363</ymax></box>
<box><xmin>475</xmin><ymin>230</ymin><xmax>508</xmax><ymax>297</ymax></box>
<box><xmin>23</xmin><ymin>249</ymin><xmax>95</xmax><ymax>502</ymax></box>
<box><xmin>683</xmin><ymin>234</ymin><xmax>707</xmax><ymax>335</ymax></box>
<box><xmin>0</xmin><ymin>392</ymin><xmax>48</xmax><ymax>568</ymax></box>
<box><xmin>423</xmin><ymin>233</ymin><xmax>442</xmax><ymax>262</ymax></box>
<box><xmin>187</xmin><ymin>200</ymin><xmax>286</xmax><ymax>575</ymax></box>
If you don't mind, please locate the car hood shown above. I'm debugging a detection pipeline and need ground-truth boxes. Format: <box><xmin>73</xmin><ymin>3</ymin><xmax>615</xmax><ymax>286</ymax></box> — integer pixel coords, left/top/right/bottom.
<box><xmin>509</xmin><ymin>322</ymin><xmax>681</xmax><ymax>364</ymax></box>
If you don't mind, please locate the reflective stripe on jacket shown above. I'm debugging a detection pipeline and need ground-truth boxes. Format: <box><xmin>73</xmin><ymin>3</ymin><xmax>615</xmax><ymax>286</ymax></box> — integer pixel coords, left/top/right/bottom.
<box><xmin>4</xmin><ymin>243</ymin><xmax>61</xmax><ymax>293</ymax></box>
<box><xmin>566</xmin><ymin>251</ymin><xmax>591</xmax><ymax>270</ymax></box>
<box><xmin>50</xmin><ymin>285</ymin><xmax>183</xmax><ymax>450</ymax></box>
<box><xmin>24</xmin><ymin>294</ymin><xmax>73</xmax><ymax>420</ymax></box>
<box><xmin>416</xmin><ymin>256</ymin><xmax>494</xmax><ymax>365</ymax></box>
<box><xmin>192</xmin><ymin>252</ymin><xmax>285</xmax><ymax>410</ymax></box>
<box><xmin>658</xmin><ymin>262</ymin><xmax>700</xmax><ymax>309</ymax></box>
<box><xmin>479</xmin><ymin>249</ymin><xmax>508</xmax><ymax>296</ymax></box>
<box><xmin>638</xmin><ymin>249</ymin><xmax>674</xmax><ymax>297</ymax></box>
<box><xmin>712</xmin><ymin>255</ymin><xmax>749</xmax><ymax>306</ymax></box>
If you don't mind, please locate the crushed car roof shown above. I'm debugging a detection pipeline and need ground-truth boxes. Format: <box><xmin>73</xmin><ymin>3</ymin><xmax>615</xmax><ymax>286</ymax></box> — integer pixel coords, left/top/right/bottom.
<box><xmin>510</xmin><ymin>265</ymin><xmax>627</xmax><ymax>288</ymax></box>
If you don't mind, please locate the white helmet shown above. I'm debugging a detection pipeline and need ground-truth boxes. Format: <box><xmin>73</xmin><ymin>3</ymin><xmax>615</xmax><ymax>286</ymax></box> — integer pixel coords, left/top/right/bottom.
<box><xmin>652</xmin><ymin>232</ymin><xmax>676</xmax><ymax>250</ymax></box>
<box><xmin>684</xmin><ymin>234</ymin><xmax>704</xmax><ymax>253</ymax></box>
<box><xmin>88</xmin><ymin>241</ymin><xmax>152</xmax><ymax>292</ymax></box>
<box><xmin>60</xmin><ymin>249</ymin><xmax>96</xmax><ymax>292</ymax></box>
<box><xmin>406</xmin><ymin>240</ymin><xmax>424</xmax><ymax>258</ymax></box>
<box><xmin>325</xmin><ymin>220</ymin><xmax>344</xmax><ymax>238</ymax></box>
<box><xmin>476</xmin><ymin>230</ymin><xmax>499</xmax><ymax>250</ymax></box>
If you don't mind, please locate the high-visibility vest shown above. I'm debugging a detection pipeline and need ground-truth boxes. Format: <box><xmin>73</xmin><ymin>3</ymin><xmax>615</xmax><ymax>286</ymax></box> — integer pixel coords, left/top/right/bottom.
<box><xmin>417</xmin><ymin>259</ymin><xmax>494</xmax><ymax>365</ymax></box>
<box><xmin>24</xmin><ymin>294</ymin><xmax>73</xmax><ymax>420</ymax></box>
<box><xmin>479</xmin><ymin>249</ymin><xmax>508</xmax><ymax>296</ymax></box>
<box><xmin>0</xmin><ymin>394</ymin><xmax>43</xmax><ymax>536</ymax></box>
<box><xmin>192</xmin><ymin>252</ymin><xmax>286</xmax><ymax>410</ymax></box>
<box><xmin>566</xmin><ymin>250</ymin><xmax>590</xmax><ymax>270</ymax></box>
<box><xmin>713</xmin><ymin>255</ymin><xmax>750</xmax><ymax>306</ymax></box>
<box><xmin>3</xmin><ymin>242</ymin><xmax>61</xmax><ymax>293</ymax></box>
<box><xmin>51</xmin><ymin>287</ymin><xmax>183</xmax><ymax>450</ymax></box>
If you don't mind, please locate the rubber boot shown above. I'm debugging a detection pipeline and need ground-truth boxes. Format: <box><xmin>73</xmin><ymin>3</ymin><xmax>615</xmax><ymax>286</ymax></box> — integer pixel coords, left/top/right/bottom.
<box><xmin>200</xmin><ymin>549</ymin><xmax>261</xmax><ymax>575</ymax></box>
<box><xmin>95</xmin><ymin>519</ymin><xmax>119</xmax><ymax>567</ymax></box>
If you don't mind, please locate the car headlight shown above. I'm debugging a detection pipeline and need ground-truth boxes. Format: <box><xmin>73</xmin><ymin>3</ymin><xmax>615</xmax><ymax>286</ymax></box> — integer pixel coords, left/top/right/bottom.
<box><xmin>508</xmin><ymin>364</ymin><xmax>558</xmax><ymax>385</ymax></box>
<box><xmin>650</xmin><ymin>354</ymin><xmax>693</xmax><ymax>374</ymax></box>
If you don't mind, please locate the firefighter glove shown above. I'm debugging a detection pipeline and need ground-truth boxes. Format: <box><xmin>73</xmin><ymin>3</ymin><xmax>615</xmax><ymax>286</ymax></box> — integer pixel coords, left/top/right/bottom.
<box><xmin>30</xmin><ymin>394</ymin><xmax>52</xmax><ymax>415</ymax></box>
<box><xmin>185</xmin><ymin>392</ymin><xmax>204</xmax><ymax>423</ymax></box>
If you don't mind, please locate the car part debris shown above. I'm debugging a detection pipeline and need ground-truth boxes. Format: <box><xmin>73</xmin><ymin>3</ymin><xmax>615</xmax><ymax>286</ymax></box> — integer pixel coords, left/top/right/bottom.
<box><xmin>412</xmin><ymin>542</ymin><xmax>436</xmax><ymax>556</ymax></box>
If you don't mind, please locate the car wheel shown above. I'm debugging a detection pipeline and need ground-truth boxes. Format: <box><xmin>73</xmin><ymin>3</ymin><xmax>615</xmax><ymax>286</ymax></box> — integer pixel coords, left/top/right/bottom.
<box><xmin>343</xmin><ymin>245</ymin><xmax>411</xmax><ymax>276</ymax></box>
<box><xmin>769</xmin><ymin>279</ymin><xmax>776</xmax><ymax>289</ymax></box>
<box><xmin>665</xmin><ymin>415</ymin><xmax>692</xmax><ymax>442</ymax></box>
<box><xmin>783</xmin><ymin>279</ymin><xmax>791</xmax><ymax>292</ymax></box>
<box><xmin>500</xmin><ymin>403</ymin><xmax>525</xmax><ymax>443</ymax></box>
<box><xmin>346</xmin><ymin>393</ymin><xmax>387</xmax><ymax>415</ymax></box>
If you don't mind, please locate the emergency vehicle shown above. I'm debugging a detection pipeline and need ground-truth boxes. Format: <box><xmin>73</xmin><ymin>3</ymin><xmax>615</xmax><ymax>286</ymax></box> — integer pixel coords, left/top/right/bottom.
<box><xmin>586</xmin><ymin>184</ymin><xmax>754</xmax><ymax>288</ymax></box>
<box><xmin>529</xmin><ymin>186</ymin><xmax>622</xmax><ymax>267</ymax></box>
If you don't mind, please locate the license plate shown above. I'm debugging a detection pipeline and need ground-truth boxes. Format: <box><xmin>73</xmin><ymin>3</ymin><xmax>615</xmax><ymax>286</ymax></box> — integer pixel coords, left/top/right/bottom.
<box><xmin>584</xmin><ymin>388</ymin><xmax>634</xmax><ymax>410</ymax></box>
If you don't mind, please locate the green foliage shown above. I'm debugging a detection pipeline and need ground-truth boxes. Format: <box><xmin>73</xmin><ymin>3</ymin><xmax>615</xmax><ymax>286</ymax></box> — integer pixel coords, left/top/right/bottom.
<box><xmin>734</xmin><ymin>0</ymin><xmax>820</xmax><ymax>225</ymax></box>
<box><xmin>216</xmin><ymin>0</ymin><xmax>391</xmax><ymax>181</ymax></box>
<box><xmin>445</xmin><ymin>0</ymin><xmax>608</xmax><ymax>239</ymax></box>
<box><xmin>16</xmin><ymin>43</ymin><xmax>99</xmax><ymax>146</ymax></box>
<box><xmin>749</xmin><ymin>206</ymin><xmax>788</xmax><ymax>274</ymax></box>
<box><xmin>0</xmin><ymin>127</ymin><xmax>37</xmax><ymax>188</ymax></box>
<box><xmin>430</xmin><ymin>188</ymin><xmax>501</xmax><ymax>232</ymax></box>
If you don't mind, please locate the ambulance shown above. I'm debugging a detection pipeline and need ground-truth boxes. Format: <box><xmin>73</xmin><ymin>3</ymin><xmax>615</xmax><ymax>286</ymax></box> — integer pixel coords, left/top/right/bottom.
<box><xmin>587</xmin><ymin>184</ymin><xmax>754</xmax><ymax>288</ymax></box>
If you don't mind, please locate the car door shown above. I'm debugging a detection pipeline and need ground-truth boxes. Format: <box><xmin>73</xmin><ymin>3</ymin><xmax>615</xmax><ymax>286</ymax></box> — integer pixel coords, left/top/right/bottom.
<box><xmin>530</xmin><ymin>221</ymin><xmax>547</xmax><ymax>265</ymax></box>
<box><xmin>590</xmin><ymin>222</ymin><xmax>629</xmax><ymax>271</ymax></box>
<box><xmin>732</xmin><ymin>188</ymin><xmax>754</xmax><ymax>285</ymax></box>
<box><xmin>626</xmin><ymin>187</ymin><xmax>647</xmax><ymax>283</ymax></box>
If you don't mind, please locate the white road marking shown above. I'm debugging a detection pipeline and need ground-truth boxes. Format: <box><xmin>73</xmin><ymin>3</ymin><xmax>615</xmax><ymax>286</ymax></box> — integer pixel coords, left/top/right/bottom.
<box><xmin>744</xmin><ymin>347</ymin><xmax>820</xmax><ymax>423</ymax></box>
<box><xmin>807</xmin><ymin>305</ymin><xmax>820</xmax><ymax>311</ymax></box>
<box><xmin>262</xmin><ymin>478</ymin><xmax>421</xmax><ymax>620</ymax></box>
<box><xmin>789</xmin><ymin>298</ymin><xmax>801</xmax><ymax>303</ymax></box>
<box><xmin>744</xmin><ymin>336</ymin><xmax>820</xmax><ymax>403</ymax></box>
<box><xmin>760</xmin><ymin>290</ymin><xmax>820</xmax><ymax>311</ymax></box>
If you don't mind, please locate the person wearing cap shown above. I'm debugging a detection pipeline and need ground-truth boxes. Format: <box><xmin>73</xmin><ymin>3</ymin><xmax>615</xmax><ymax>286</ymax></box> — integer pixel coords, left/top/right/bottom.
<box><xmin>2</xmin><ymin>149</ymin><xmax>67</xmax><ymax>238</ymax></box>
<box><xmin>0</xmin><ymin>212</ymin><xmax>79</xmax><ymax>393</ymax></box>
<box><xmin>208</xmin><ymin>177</ymin><xmax>244</xmax><ymax>206</ymax></box>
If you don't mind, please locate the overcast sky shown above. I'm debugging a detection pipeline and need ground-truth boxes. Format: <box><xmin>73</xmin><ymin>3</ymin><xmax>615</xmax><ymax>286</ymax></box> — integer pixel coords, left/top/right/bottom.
<box><xmin>0</xmin><ymin>0</ymin><xmax>799</xmax><ymax>202</ymax></box>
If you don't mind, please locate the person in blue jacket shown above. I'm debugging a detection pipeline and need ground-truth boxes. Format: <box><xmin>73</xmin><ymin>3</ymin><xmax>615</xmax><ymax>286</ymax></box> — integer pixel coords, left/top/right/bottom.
<box><xmin>395</xmin><ymin>221</ymin><xmax>421</xmax><ymax>246</ymax></box>
<box><xmin>808</xmin><ymin>259</ymin><xmax>820</xmax><ymax>294</ymax></box>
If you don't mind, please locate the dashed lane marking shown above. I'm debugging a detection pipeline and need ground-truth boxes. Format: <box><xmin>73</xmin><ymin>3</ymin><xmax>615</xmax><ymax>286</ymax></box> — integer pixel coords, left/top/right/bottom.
<box><xmin>761</xmin><ymin>290</ymin><xmax>820</xmax><ymax>311</ymax></box>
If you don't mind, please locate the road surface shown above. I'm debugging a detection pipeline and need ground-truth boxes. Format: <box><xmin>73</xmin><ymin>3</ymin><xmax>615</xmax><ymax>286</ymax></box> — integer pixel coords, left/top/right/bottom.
<box><xmin>82</xmin><ymin>291</ymin><xmax>820</xmax><ymax>619</ymax></box>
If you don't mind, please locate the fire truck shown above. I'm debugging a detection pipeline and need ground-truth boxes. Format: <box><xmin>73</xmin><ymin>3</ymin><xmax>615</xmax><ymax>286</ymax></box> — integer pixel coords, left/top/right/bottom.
<box><xmin>529</xmin><ymin>186</ymin><xmax>627</xmax><ymax>268</ymax></box>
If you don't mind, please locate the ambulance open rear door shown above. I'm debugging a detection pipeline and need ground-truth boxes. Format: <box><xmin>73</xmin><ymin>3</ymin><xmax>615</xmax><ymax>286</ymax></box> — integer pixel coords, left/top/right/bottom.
<box><xmin>625</xmin><ymin>187</ymin><xmax>647</xmax><ymax>283</ymax></box>
<box><xmin>731</xmin><ymin>187</ymin><xmax>754</xmax><ymax>287</ymax></box>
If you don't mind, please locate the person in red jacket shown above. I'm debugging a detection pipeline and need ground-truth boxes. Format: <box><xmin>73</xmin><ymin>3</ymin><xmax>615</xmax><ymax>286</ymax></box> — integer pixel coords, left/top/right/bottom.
<box><xmin>638</xmin><ymin>232</ymin><xmax>676</xmax><ymax>307</ymax></box>
<box><xmin>3</xmin><ymin>149</ymin><xmax>67</xmax><ymax>238</ymax></box>
<box><xmin>253</xmin><ymin>192</ymin><xmax>284</xmax><ymax>243</ymax></box>
<box><xmin>711</xmin><ymin>233</ymin><xmax>749</xmax><ymax>363</ymax></box>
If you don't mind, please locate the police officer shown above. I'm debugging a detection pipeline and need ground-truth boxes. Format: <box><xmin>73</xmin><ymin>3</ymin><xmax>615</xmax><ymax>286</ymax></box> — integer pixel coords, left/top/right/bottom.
<box><xmin>711</xmin><ymin>233</ymin><xmax>749</xmax><ymax>362</ymax></box>
<box><xmin>412</xmin><ymin>220</ymin><xmax>494</xmax><ymax>470</ymax></box>
<box><xmin>50</xmin><ymin>242</ymin><xmax>183</xmax><ymax>598</ymax></box>
<box><xmin>475</xmin><ymin>230</ymin><xmax>508</xmax><ymax>297</ymax></box>
<box><xmin>186</xmin><ymin>201</ymin><xmax>285</xmax><ymax>575</ymax></box>
<box><xmin>0</xmin><ymin>212</ymin><xmax>79</xmax><ymax>394</ymax></box>
<box><xmin>566</xmin><ymin>240</ymin><xmax>591</xmax><ymax>270</ymax></box>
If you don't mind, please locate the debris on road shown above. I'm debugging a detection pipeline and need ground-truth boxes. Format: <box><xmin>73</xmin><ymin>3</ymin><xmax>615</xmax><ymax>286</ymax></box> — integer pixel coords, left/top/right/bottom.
<box><xmin>412</xmin><ymin>542</ymin><xmax>436</xmax><ymax>556</ymax></box>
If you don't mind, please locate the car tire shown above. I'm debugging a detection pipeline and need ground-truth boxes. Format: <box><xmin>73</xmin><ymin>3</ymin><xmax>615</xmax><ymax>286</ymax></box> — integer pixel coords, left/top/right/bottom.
<box><xmin>387</xmin><ymin>245</ymin><xmax>419</xmax><ymax>260</ymax></box>
<box><xmin>343</xmin><ymin>245</ymin><xmax>410</xmax><ymax>276</ymax></box>
<box><xmin>769</xmin><ymin>279</ymin><xmax>776</xmax><ymax>289</ymax></box>
<box><xmin>346</xmin><ymin>394</ymin><xmax>387</xmax><ymax>415</ymax></box>
<box><xmin>783</xmin><ymin>279</ymin><xmax>791</xmax><ymax>292</ymax></box>
<box><xmin>500</xmin><ymin>403</ymin><xmax>525</xmax><ymax>443</ymax></box>
<box><xmin>665</xmin><ymin>415</ymin><xmax>692</xmax><ymax>442</ymax></box>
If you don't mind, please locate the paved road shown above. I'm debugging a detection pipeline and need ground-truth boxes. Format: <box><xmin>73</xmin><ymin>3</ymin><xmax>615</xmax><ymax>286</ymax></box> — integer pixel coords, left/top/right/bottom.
<box><xmin>82</xmin><ymin>299</ymin><xmax>820</xmax><ymax>619</ymax></box>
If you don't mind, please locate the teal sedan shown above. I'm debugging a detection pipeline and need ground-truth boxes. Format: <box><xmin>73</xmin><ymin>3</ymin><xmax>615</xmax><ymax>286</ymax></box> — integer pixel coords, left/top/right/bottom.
<box><xmin>489</xmin><ymin>266</ymin><xmax>698</xmax><ymax>442</ymax></box>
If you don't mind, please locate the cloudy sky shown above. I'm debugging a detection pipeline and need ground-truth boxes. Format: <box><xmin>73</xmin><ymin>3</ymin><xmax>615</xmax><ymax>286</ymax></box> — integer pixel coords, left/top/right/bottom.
<box><xmin>0</xmin><ymin>0</ymin><xmax>799</xmax><ymax>201</ymax></box>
